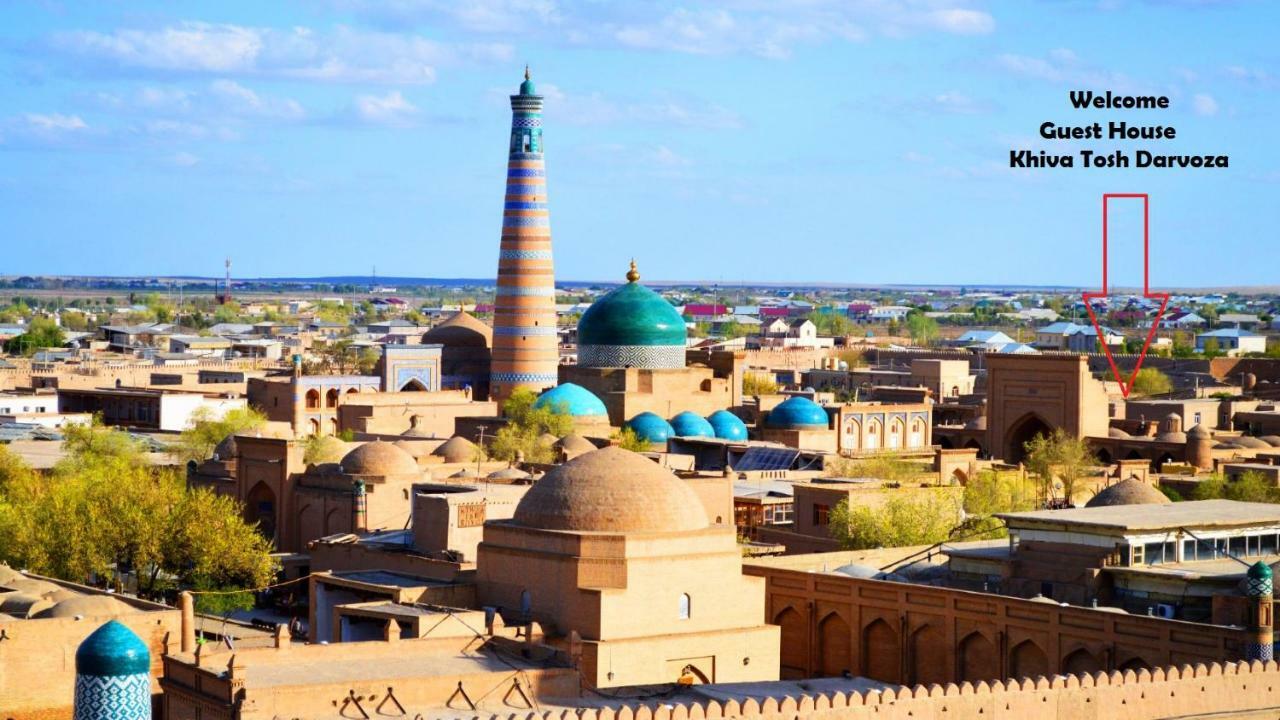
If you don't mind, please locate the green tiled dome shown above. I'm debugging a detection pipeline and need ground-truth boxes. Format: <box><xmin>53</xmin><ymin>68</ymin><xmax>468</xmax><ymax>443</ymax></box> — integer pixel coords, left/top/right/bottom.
<box><xmin>578</xmin><ymin>262</ymin><xmax>686</xmax><ymax>348</ymax></box>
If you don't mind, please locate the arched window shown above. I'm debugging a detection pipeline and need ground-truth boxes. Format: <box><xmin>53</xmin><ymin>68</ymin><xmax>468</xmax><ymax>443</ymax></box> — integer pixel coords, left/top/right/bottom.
<box><xmin>305</xmin><ymin>388</ymin><xmax>321</xmax><ymax>409</ymax></box>
<box><xmin>679</xmin><ymin>593</ymin><xmax>691</xmax><ymax>620</ymax></box>
<box><xmin>909</xmin><ymin>418</ymin><xmax>925</xmax><ymax>448</ymax></box>
<box><xmin>325</xmin><ymin>388</ymin><xmax>339</xmax><ymax>408</ymax></box>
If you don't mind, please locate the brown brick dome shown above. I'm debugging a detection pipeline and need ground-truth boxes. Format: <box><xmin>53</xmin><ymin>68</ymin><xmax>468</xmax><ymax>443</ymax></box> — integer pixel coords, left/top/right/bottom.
<box><xmin>1085</xmin><ymin>477</ymin><xmax>1171</xmax><ymax>508</ymax></box>
<box><xmin>340</xmin><ymin>441</ymin><xmax>419</xmax><ymax>476</ymax></box>
<box><xmin>422</xmin><ymin>311</ymin><xmax>492</xmax><ymax>348</ymax></box>
<box><xmin>432</xmin><ymin>436</ymin><xmax>479</xmax><ymax>464</ymax></box>
<box><xmin>513</xmin><ymin>446</ymin><xmax>709</xmax><ymax>533</ymax></box>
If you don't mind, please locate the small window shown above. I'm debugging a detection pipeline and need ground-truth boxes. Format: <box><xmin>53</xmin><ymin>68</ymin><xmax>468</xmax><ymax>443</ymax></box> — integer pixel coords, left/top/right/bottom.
<box><xmin>679</xmin><ymin>593</ymin><xmax>691</xmax><ymax>620</ymax></box>
<box><xmin>813</xmin><ymin>503</ymin><xmax>830</xmax><ymax>527</ymax></box>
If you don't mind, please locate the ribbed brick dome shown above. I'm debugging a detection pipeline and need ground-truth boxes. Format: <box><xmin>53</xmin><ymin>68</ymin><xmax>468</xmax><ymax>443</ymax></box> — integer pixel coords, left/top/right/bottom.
<box><xmin>512</xmin><ymin>447</ymin><xmax>708</xmax><ymax>533</ymax></box>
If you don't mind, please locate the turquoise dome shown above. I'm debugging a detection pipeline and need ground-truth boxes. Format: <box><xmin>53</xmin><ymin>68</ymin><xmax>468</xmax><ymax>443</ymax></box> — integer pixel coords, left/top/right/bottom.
<box><xmin>519</xmin><ymin>66</ymin><xmax>536</xmax><ymax>95</ymax></box>
<box><xmin>670</xmin><ymin>411</ymin><xmax>715</xmax><ymax>438</ymax></box>
<box><xmin>626</xmin><ymin>412</ymin><xmax>674</xmax><ymax>444</ymax></box>
<box><xmin>76</xmin><ymin>620</ymin><xmax>150</xmax><ymax>677</ymax></box>
<box><xmin>579</xmin><ymin>287</ymin><xmax>685</xmax><ymax>348</ymax></box>
<box><xmin>1249</xmin><ymin>561</ymin><xmax>1273</xmax><ymax>579</ymax></box>
<box><xmin>534</xmin><ymin>383</ymin><xmax>607</xmax><ymax>417</ymax></box>
<box><xmin>707</xmin><ymin>410</ymin><xmax>748</xmax><ymax>441</ymax></box>
<box><xmin>767</xmin><ymin>396</ymin><xmax>829</xmax><ymax>429</ymax></box>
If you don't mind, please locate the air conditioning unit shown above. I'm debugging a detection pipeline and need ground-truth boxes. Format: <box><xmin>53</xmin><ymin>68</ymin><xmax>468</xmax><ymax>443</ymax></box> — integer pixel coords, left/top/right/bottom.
<box><xmin>1153</xmin><ymin>603</ymin><xmax>1176</xmax><ymax>619</ymax></box>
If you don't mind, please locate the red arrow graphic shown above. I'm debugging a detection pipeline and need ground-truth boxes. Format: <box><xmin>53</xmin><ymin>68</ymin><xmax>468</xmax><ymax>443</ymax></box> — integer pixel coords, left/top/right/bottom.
<box><xmin>1082</xmin><ymin>193</ymin><xmax>1170</xmax><ymax>399</ymax></box>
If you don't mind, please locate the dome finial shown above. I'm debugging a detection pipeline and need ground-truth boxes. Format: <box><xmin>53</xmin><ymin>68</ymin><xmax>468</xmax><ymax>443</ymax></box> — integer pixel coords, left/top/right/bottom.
<box><xmin>626</xmin><ymin>258</ymin><xmax>640</xmax><ymax>283</ymax></box>
<box><xmin>524</xmin><ymin>64</ymin><xmax>531</xmax><ymax>81</ymax></box>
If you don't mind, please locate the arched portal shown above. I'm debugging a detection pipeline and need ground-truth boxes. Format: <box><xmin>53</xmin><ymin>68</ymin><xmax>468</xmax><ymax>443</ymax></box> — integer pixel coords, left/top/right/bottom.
<box><xmin>1096</xmin><ymin>448</ymin><xmax>1113</xmax><ymax>464</ymax></box>
<box><xmin>1062</xmin><ymin>647</ymin><xmax>1102</xmax><ymax>675</ymax></box>
<box><xmin>1006</xmin><ymin>413</ymin><xmax>1053</xmax><ymax>464</ymax></box>
<box><xmin>1009</xmin><ymin>639</ymin><xmax>1050</xmax><ymax>679</ymax></box>
<box><xmin>401</xmin><ymin>378</ymin><xmax>428</xmax><ymax>392</ymax></box>
<box><xmin>958</xmin><ymin>631</ymin><xmax>999</xmax><ymax>683</ymax></box>
<box><xmin>861</xmin><ymin>617</ymin><xmax>900</xmax><ymax>684</ymax></box>
<box><xmin>244</xmin><ymin>482</ymin><xmax>277</xmax><ymax>545</ymax></box>
<box><xmin>773</xmin><ymin>607</ymin><xmax>807</xmax><ymax>678</ymax></box>
<box><xmin>817</xmin><ymin>612</ymin><xmax>851</xmax><ymax>677</ymax></box>
<box><xmin>910</xmin><ymin>623</ymin><xmax>946</xmax><ymax>686</ymax></box>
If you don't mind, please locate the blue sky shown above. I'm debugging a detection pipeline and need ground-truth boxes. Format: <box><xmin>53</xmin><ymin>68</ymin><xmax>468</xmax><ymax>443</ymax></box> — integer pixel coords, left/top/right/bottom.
<box><xmin>1</xmin><ymin>1</ymin><xmax>1276</xmax><ymax>286</ymax></box>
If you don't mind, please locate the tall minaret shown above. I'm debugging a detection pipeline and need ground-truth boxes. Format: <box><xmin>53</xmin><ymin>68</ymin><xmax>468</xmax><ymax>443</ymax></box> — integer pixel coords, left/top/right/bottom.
<box><xmin>491</xmin><ymin>66</ymin><xmax>560</xmax><ymax>405</ymax></box>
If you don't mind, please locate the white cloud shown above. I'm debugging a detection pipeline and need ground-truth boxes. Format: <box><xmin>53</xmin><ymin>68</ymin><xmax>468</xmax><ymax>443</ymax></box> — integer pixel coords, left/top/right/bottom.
<box><xmin>24</xmin><ymin>113</ymin><xmax>88</xmax><ymax>132</ymax></box>
<box><xmin>650</xmin><ymin>145</ymin><xmax>692</xmax><ymax>167</ymax></box>
<box><xmin>170</xmin><ymin>151</ymin><xmax>201</xmax><ymax>167</ymax></box>
<box><xmin>996</xmin><ymin>49</ymin><xmax>1141</xmax><ymax>91</ymax></box>
<box><xmin>209</xmin><ymin>79</ymin><xmax>306</xmax><ymax>119</ymax></box>
<box><xmin>1192</xmin><ymin>93</ymin><xmax>1219</xmax><ymax>116</ymax></box>
<box><xmin>337</xmin><ymin>0</ymin><xmax>562</xmax><ymax>33</ymax></box>
<box><xmin>535</xmin><ymin>83</ymin><xmax>742</xmax><ymax>130</ymax></box>
<box><xmin>927</xmin><ymin>9</ymin><xmax>995</xmax><ymax>35</ymax></box>
<box><xmin>354</xmin><ymin>90</ymin><xmax>419</xmax><ymax>126</ymax></box>
<box><xmin>50</xmin><ymin>22</ymin><xmax>511</xmax><ymax>84</ymax></box>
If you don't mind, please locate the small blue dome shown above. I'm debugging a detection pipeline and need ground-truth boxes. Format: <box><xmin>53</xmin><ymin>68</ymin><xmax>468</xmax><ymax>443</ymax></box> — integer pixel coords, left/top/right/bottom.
<box><xmin>670</xmin><ymin>411</ymin><xmax>715</xmax><ymax>438</ymax></box>
<box><xmin>534</xmin><ymin>383</ymin><xmax>607</xmax><ymax>417</ymax></box>
<box><xmin>76</xmin><ymin>620</ymin><xmax>150</xmax><ymax>677</ymax></box>
<box><xmin>626</xmin><ymin>412</ymin><xmax>674</xmax><ymax>444</ymax></box>
<box><xmin>707</xmin><ymin>410</ymin><xmax>748</xmax><ymax>441</ymax></box>
<box><xmin>767</xmin><ymin>396</ymin><xmax>829</xmax><ymax>429</ymax></box>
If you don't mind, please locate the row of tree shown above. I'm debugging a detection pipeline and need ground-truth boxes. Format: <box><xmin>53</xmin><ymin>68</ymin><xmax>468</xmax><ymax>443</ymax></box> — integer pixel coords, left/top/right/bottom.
<box><xmin>0</xmin><ymin>422</ymin><xmax>276</xmax><ymax>606</ymax></box>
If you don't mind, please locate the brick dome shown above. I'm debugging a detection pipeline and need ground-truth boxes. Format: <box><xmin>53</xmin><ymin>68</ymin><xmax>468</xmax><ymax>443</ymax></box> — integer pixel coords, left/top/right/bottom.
<box><xmin>512</xmin><ymin>446</ymin><xmax>709</xmax><ymax>533</ymax></box>
<box><xmin>432</xmin><ymin>436</ymin><xmax>479</xmax><ymax>464</ymax></box>
<box><xmin>340</xmin><ymin>441</ymin><xmax>419</xmax><ymax>476</ymax></box>
<box><xmin>1085</xmin><ymin>478</ymin><xmax>1171</xmax><ymax>508</ymax></box>
<box><xmin>422</xmin><ymin>311</ymin><xmax>492</xmax><ymax>348</ymax></box>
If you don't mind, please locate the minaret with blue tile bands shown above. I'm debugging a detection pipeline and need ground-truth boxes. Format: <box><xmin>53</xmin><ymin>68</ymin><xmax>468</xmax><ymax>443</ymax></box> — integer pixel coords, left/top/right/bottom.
<box><xmin>491</xmin><ymin>66</ymin><xmax>560</xmax><ymax>404</ymax></box>
<box><xmin>74</xmin><ymin>620</ymin><xmax>152</xmax><ymax>720</ymax></box>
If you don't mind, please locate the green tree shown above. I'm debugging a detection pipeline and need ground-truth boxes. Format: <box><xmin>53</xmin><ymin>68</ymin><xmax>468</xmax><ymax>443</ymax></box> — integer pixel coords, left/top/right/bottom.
<box><xmin>302</xmin><ymin>434</ymin><xmax>347</xmax><ymax>465</ymax></box>
<box><xmin>956</xmin><ymin>471</ymin><xmax>1036</xmax><ymax>539</ymax></box>
<box><xmin>611</xmin><ymin>426</ymin><xmax>651</xmax><ymax>452</ymax></box>
<box><xmin>905</xmin><ymin>312</ymin><xmax>940</xmax><ymax>347</ymax></box>
<box><xmin>1191</xmin><ymin>471</ymin><xmax>1280</xmax><ymax>503</ymax></box>
<box><xmin>0</xmin><ymin>423</ymin><xmax>275</xmax><ymax>600</ymax></box>
<box><xmin>1023</xmin><ymin>428</ymin><xmax>1097</xmax><ymax>505</ymax></box>
<box><xmin>488</xmin><ymin>389</ymin><xmax>575</xmax><ymax>463</ymax></box>
<box><xmin>742</xmin><ymin>374</ymin><xmax>778</xmax><ymax>396</ymax></box>
<box><xmin>1201</xmin><ymin>337</ymin><xmax>1223</xmax><ymax>358</ymax></box>
<box><xmin>828</xmin><ymin>492</ymin><xmax>961</xmax><ymax>549</ymax></box>
<box><xmin>1129</xmin><ymin>368</ymin><xmax>1173</xmax><ymax>397</ymax></box>
<box><xmin>174</xmin><ymin>406</ymin><xmax>267</xmax><ymax>463</ymax></box>
<box><xmin>3</xmin><ymin>317</ymin><xmax>66</xmax><ymax>356</ymax></box>
<box><xmin>828</xmin><ymin>453</ymin><xmax>922</xmax><ymax>485</ymax></box>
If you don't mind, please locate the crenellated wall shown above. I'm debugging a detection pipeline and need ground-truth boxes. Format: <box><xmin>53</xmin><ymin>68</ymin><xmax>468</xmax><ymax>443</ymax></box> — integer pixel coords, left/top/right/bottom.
<box><xmin>444</xmin><ymin>660</ymin><xmax>1280</xmax><ymax>720</ymax></box>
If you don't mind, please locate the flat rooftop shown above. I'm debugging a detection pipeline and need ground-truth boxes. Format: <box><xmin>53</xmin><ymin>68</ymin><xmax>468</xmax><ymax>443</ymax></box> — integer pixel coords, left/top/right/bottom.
<box><xmin>998</xmin><ymin>499</ymin><xmax>1280</xmax><ymax>533</ymax></box>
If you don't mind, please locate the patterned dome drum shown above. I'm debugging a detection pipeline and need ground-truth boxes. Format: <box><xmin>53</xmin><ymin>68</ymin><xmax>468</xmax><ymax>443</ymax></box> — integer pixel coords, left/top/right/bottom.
<box><xmin>534</xmin><ymin>383</ymin><xmax>608</xmax><ymax>417</ymax></box>
<box><xmin>766</xmin><ymin>396</ymin><xmax>830</xmax><ymax>429</ymax></box>
<box><xmin>670</xmin><ymin>411</ymin><xmax>715</xmax><ymax>438</ymax></box>
<box><xmin>625</xmin><ymin>412</ymin><xmax>675</xmax><ymax>444</ymax></box>
<box><xmin>74</xmin><ymin>619</ymin><xmax>151</xmax><ymax>720</ymax></box>
<box><xmin>707</xmin><ymin>410</ymin><xmax>749</xmax><ymax>441</ymax></box>
<box><xmin>576</xmin><ymin>261</ymin><xmax>687</xmax><ymax>369</ymax></box>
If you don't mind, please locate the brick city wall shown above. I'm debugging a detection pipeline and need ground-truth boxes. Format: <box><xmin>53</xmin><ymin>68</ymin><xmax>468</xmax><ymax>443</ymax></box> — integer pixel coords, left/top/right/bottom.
<box><xmin>455</xmin><ymin>661</ymin><xmax>1280</xmax><ymax>720</ymax></box>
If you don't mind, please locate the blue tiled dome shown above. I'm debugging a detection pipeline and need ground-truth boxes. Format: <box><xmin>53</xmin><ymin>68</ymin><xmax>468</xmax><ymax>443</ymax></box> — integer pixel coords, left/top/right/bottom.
<box><xmin>577</xmin><ymin>262</ymin><xmax>687</xmax><ymax>369</ymax></box>
<box><xmin>76</xmin><ymin>620</ymin><xmax>150</xmax><ymax>677</ymax></box>
<box><xmin>626</xmin><ymin>412</ymin><xmax>675</xmax><ymax>444</ymax></box>
<box><xmin>670</xmin><ymin>411</ymin><xmax>715</xmax><ymax>438</ymax></box>
<box><xmin>767</xmin><ymin>396</ymin><xmax>829</xmax><ymax>429</ymax></box>
<box><xmin>534</xmin><ymin>383</ymin><xmax>607</xmax><ymax>417</ymax></box>
<box><xmin>707</xmin><ymin>410</ymin><xmax>749</xmax><ymax>441</ymax></box>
